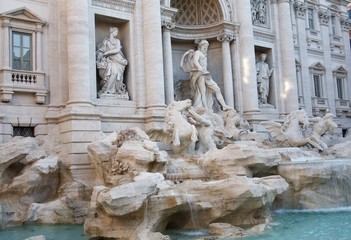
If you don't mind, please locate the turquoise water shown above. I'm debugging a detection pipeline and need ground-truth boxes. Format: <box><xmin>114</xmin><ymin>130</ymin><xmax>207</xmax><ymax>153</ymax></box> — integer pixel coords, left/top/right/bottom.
<box><xmin>0</xmin><ymin>224</ymin><xmax>88</xmax><ymax>240</ymax></box>
<box><xmin>1</xmin><ymin>208</ymin><xmax>351</xmax><ymax>240</ymax></box>
<box><xmin>165</xmin><ymin>207</ymin><xmax>351</xmax><ymax>240</ymax></box>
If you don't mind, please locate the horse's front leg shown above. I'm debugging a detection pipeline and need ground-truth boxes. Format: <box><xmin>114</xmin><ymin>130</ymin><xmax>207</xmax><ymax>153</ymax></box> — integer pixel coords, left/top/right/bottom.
<box><xmin>290</xmin><ymin>138</ymin><xmax>323</xmax><ymax>151</ymax></box>
<box><xmin>173</xmin><ymin>128</ymin><xmax>180</xmax><ymax>146</ymax></box>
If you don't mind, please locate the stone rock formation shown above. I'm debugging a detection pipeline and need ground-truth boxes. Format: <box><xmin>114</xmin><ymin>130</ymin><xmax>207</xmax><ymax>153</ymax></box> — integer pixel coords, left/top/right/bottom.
<box><xmin>0</xmin><ymin>126</ymin><xmax>350</xmax><ymax>239</ymax></box>
<box><xmin>84</xmin><ymin>128</ymin><xmax>290</xmax><ymax>239</ymax></box>
<box><xmin>0</xmin><ymin>134</ymin><xmax>92</xmax><ymax>228</ymax></box>
<box><xmin>274</xmin><ymin>159</ymin><xmax>351</xmax><ymax>209</ymax></box>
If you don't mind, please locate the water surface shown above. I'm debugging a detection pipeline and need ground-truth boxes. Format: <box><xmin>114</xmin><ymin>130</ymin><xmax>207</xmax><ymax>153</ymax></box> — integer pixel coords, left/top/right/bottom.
<box><xmin>0</xmin><ymin>224</ymin><xmax>88</xmax><ymax>240</ymax></box>
<box><xmin>165</xmin><ymin>207</ymin><xmax>351</xmax><ymax>240</ymax></box>
<box><xmin>2</xmin><ymin>208</ymin><xmax>351</xmax><ymax>240</ymax></box>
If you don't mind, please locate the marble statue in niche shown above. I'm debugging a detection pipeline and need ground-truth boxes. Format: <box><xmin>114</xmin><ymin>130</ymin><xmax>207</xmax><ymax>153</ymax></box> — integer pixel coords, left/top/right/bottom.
<box><xmin>180</xmin><ymin>40</ymin><xmax>230</xmax><ymax>112</ymax></box>
<box><xmin>251</xmin><ymin>0</ymin><xmax>268</xmax><ymax>25</ymax></box>
<box><xmin>256</xmin><ymin>53</ymin><xmax>273</xmax><ymax>105</ymax></box>
<box><xmin>96</xmin><ymin>27</ymin><xmax>129</xmax><ymax>99</ymax></box>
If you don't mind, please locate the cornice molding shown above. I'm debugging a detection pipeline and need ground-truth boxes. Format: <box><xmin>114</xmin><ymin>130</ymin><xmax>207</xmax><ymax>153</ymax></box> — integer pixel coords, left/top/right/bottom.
<box><xmin>92</xmin><ymin>0</ymin><xmax>136</xmax><ymax>14</ymax></box>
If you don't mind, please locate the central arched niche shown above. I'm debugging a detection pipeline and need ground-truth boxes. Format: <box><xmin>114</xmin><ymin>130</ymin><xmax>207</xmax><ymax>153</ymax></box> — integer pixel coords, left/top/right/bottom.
<box><xmin>171</xmin><ymin>0</ymin><xmax>223</xmax><ymax>26</ymax></box>
<box><xmin>170</xmin><ymin>0</ymin><xmax>238</xmax><ymax>103</ymax></box>
<box><xmin>170</xmin><ymin>0</ymin><xmax>236</xmax><ymax>40</ymax></box>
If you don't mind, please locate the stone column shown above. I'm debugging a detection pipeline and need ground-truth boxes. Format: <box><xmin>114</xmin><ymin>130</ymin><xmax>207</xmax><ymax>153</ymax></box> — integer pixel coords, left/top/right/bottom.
<box><xmin>164</xmin><ymin>0</ymin><xmax>170</xmax><ymax>7</ymax></box>
<box><xmin>236</xmin><ymin>0</ymin><xmax>259</xmax><ymax>114</ymax></box>
<box><xmin>66</xmin><ymin>0</ymin><xmax>91</xmax><ymax>105</ymax></box>
<box><xmin>231</xmin><ymin>30</ymin><xmax>243</xmax><ymax>112</ymax></box>
<box><xmin>294</xmin><ymin>2</ymin><xmax>313</xmax><ymax>116</ymax></box>
<box><xmin>217</xmin><ymin>34</ymin><xmax>234</xmax><ymax>108</ymax></box>
<box><xmin>162</xmin><ymin>21</ymin><xmax>175</xmax><ymax>105</ymax></box>
<box><xmin>2</xmin><ymin>18</ymin><xmax>10</xmax><ymax>69</ymax></box>
<box><xmin>340</xmin><ymin>17</ymin><xmax>351</xmax><ymax>101</ymax></box>
<box><xmin>318</xmin><ymin>9</ymin><xmax>336</xmax><ymax>115</ymax></box>
<box><xmin>35</xmin><ymin>24</ymin><xmax>43</xmax><ymax>72</ymax></box>
<box><xmin>143</xmin><ymin>0</ymin><xmax>166</xmax><ymax>114</ymax></box>
<box><xmin>58</xmin><ymin>0</ymin><xmax>101</xmax><ymax>186</ymax></box>
<box><xmin>277</xmin><ymin>0</ymin><xmax>299</xmax><ymax>112</ymax></box>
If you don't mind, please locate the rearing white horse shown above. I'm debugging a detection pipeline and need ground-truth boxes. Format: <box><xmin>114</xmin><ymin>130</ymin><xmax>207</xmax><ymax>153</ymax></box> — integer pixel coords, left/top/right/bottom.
<box><xmin>147</xmin><ymin>99</ymin><xmax>198</xmax><ymax>154</ymax></box>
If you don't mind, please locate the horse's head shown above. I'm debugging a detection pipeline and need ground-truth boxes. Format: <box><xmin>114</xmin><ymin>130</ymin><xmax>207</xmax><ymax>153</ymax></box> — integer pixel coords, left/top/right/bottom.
<box><xmin>172</xmin><ymin>99</ymin><xmax>192</xmax><ymax>111</ymax></box>
<box><xmin>239</xmin><ymin>117</ymin><xmax>253</xmax><ymax>131</ymax></box>
<box><xmin>295</xmin><ymin>110</ymin><xmax>310</xmax><ymax>131</ymax></box>
<box><xmin>283</xmin><ymin>110</ymin><xmax>310</xmax><ymax>132</ymax></box>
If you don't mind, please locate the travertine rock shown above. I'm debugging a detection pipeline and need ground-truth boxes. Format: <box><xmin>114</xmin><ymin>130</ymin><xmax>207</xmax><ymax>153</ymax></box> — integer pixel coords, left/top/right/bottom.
<box><xmin>0</xmin><ymin>137</ymin><xmax>41</xmax><ymax>185</ymax></box>
<box><xmin>26</xmin><ymin>181</ymin><xmax>92</xmax><ymax>224</ymax></box>
<box><xmin>5</xmin><ymin>155</ymin><xmax>59</xmax><ymax>204</ymax></box>
<box><xmin>85</xmin><ymin>170</ymin><xmax>288</xmax><ymax>239</ymax></box>
<box><xmin>88</xmin><ymin>128</ymin><xmax>167</xmax><ymax>186</ymax></box>
<box><xmin>0</xmin><ymin>154</ymin><xmax>60</xmax><ymax>226</ymax></box>
<box><xmin>208</xmin><ymin>223</ymin><xmax>247</xmax><ymax>238</ymax></box>
<box><xmin>328</xmin><ymin>140</ymin><xmax>351</xmax><ymax>158</ymax></box>
<box><xmin>1</xmin><ymin>128</ymin><xmax>350</xmax><ymax>240</ymax></box>
<box><xmin>274</xmin><ymin>159</ymin><xmax>351</xmax><ymax>209</ymax></box>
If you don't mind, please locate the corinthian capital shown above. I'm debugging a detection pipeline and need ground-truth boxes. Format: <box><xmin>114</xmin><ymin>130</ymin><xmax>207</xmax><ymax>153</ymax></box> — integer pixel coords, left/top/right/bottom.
<box><xmin>293</xmin><ymin>1</ymin><xmax>307</xmax><ymax>18</ymax></box>
<box><xmin>217</xmin><ymin>34</ymin><xmax>234</xmax><ymax>42</ymax></box>
<box><xmin>340</xmin><ymin>16</ymin><xmax>351</xmax><ymax>32</ymax></box>
<box><xmin>318</xmin><ymin>9</ymin><xmax>330</xmax><ymax>25</ymax></box>
<box><xmin>161</xmin><ymin>20</ymin><xmax>175</xmax><ymax>30</ymax></box>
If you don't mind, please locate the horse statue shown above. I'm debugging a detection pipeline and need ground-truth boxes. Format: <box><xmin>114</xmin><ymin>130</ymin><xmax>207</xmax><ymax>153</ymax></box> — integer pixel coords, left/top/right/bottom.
<box><xmin>221</xmin><ymin>108</ymin><xmax>253</xmax><ymax>140</ymax></box>
<box><xmin>310</xmin><ymin>113</ymin><xmax>338</xmax><ymax>151</ymax></box>
<box><xmin>261</xmin><ymin>109</ymin><xmax>323</xmax><ymax>150</ymax></box>
<box><xmin>146</xmin><ymin>99</ymin><xmax>198</xmax><ymax>154</ymax></box>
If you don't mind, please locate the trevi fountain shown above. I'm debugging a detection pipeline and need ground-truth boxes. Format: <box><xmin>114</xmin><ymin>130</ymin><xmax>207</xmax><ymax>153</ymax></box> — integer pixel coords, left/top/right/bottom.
<box><xmin>1</xmin><ymin>0</ymin><xmax>351</xmax><ymax>239</ymax></box>
<box><xmin>1</xmin><ymin>35</ymin><xmax>351</xmax><ymax>240</ymax></box>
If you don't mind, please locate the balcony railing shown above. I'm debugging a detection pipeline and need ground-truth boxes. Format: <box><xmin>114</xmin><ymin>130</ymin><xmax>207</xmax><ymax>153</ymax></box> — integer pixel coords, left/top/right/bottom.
<box><xmin>312</xmin><ymin>97</ymin><xmax>328</xmax><ymax>107</ymax></box>
<box><xmin>336</xmin><ymin>99</ymin><xmax>350</xmax><ymax>109</ymax></box>
<box><xmin>0</xmin><ymin>69</ymin><xmax>47</xmax><ymax>103</ymax></box>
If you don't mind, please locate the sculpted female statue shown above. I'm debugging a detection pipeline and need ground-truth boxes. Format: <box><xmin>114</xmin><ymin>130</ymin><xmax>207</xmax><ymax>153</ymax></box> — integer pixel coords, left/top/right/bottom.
<box><xmin>96</xmin><ymin>27</ymin><xmax>128</xmax><ymax>97</ymax></box>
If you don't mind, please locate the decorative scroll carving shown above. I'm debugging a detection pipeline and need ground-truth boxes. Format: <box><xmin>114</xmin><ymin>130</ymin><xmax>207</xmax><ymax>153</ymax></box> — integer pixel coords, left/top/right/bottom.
<box><xmin>161</xmin><ymin>20</ymin><xmax>176</xmax><ymax>30</ymax></box>
<box><xmin>217</xmin><ymin>33</ymin><xmax>234</xmax><ymax>42</ymax></box>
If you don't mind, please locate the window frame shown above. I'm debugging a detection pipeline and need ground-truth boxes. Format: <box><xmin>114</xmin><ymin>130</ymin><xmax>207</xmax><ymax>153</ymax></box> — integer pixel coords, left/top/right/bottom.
<box><xmin>330</xmin><ymin>14</ymin><xmax>337</xmax><ymax>35</ymax></box>
<box><xmin>0</xmin><ymin>8</ymin><xmax>47</xmax><ymax>104</ymax></box>
<box><xmin>307</xmin><ymin>7</ymin><xmax>315</xmax><ymax>30</ymax></box>
<box><xmin>309</xmin><ymin>62</ymin><xmax>326</xmax><ymax>99</ymax></box>
<box><xmin>333</xmin><ymin>66</ymin><xmax>348</xmax><ymax>101</ymax></box>
<box><xmin>336</xmin><ymin>77</ymin><xmax>344</xmax><ymax>99</ymax></box>
<box><xmin>11</xmin><ymin>31</ymin><xmax>33</xmax><ymax>71</ymax></box>
<box><xmin>313</xmin><ymin>74</ymin><xmax>323</xmax><ymax>98</ymax></box>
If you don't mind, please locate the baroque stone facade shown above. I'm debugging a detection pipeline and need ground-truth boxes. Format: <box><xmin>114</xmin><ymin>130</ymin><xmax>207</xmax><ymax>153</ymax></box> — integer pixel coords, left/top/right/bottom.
<box><xmin>0</xmin><ymin>0</ymin><xmax>350</xmax><ymax>183</ymax></box>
